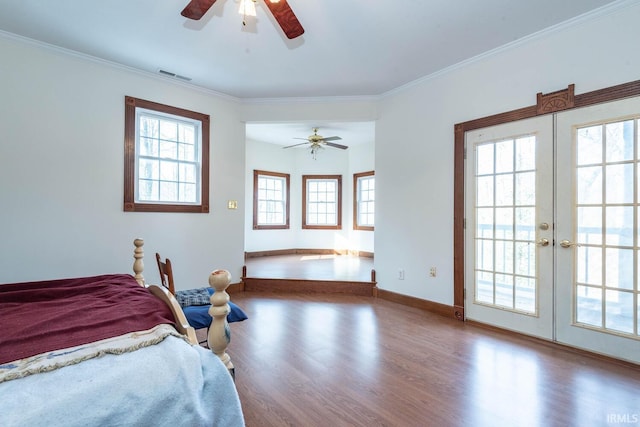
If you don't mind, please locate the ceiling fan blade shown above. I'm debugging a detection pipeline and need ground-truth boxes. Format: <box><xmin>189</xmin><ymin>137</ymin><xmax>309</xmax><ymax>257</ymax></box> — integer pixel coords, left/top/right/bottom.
<box><xmin>181</xmin><ymin>0</ymin><xmax>217</xmax><ymax>20</ymax></box>
<box><xmin>283</xmin><ymin>142</ymin><xmax>309</xmax><ymax>149</ymax></box>
<box><xmin>263</xmin><ymin>0</ymin><xmax>305</xmax><ymax>39</ymax></box>
<box><xmin>321</xmin><ymin>136</ymin><xmax>342</xmax><ymax>142</ymax></box>
<box><xmin>326</xmin><ymin>142</ymin><xmax>348</xmax><ymax>150</ymax></box>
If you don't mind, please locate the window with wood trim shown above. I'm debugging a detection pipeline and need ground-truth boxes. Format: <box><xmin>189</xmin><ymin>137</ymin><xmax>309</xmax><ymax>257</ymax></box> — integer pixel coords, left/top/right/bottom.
<box><xmin>354</xmin><ymin>171</ymin><xmax>375</xmax><ymax>230</ymax></box>
<box><xmin>302</xmin><ymin>175</ymin><xmax>342</xmax><ymax>229</ymax></box>
<box><xmin>124</xmin><ymin>96</ymin><xmax>209</xmax><ymax>213</ymax></box>
<box><xmin>253</xmin><ymin>170</ymin><xmax>290</xmax><ymax>229</ymax></box>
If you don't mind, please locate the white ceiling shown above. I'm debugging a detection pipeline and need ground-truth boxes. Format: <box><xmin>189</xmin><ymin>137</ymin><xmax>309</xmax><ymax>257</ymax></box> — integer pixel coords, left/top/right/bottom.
<box><xmin>0</xmin><ymin>0</ymin><xmax>618</xmax><ymax>99</ymax></box>
<box><xmin>0</xmin><ymin>0</ymin><xmax>618</xmax><ymax>147</ymax></box>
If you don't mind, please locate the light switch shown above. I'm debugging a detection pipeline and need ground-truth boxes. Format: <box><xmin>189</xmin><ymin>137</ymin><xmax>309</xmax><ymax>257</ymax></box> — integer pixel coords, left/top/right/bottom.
<box><xmin>227</xmin><ymin>200</ymin><xmax>238</xmax><ymax>209</ymax></box>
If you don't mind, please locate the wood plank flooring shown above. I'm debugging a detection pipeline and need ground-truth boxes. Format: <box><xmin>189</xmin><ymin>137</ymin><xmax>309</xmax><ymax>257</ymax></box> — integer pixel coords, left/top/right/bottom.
<box><xmin>221</xmin><ymin>292</ymin><xmax>640</xmax><ymax>427</ymax></box>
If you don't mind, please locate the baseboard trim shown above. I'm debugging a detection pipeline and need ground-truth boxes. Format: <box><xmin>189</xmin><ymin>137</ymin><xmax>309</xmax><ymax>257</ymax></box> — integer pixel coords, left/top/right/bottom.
<box><xmin>376</xmin><ymin>289</ymin><xmax>459</xmax><ymax>320</ymax></box>
<box><xmin>227</xmin><ymin>281</ymin><xmax>245</xmax><ymax>294</ymax></box>
<box><xmin>234</xmin><ymin>277</ymin><xmax>638</xmax><ymax>366</ymax></box>
<box><xmin>245</xmin><ymin>249</ymin><xmax>374</xmax><ymax>258</ymax></box>
<box><xmin>238</xmin><ymin>276</ymin><xmax>458</xmax><ymax>320</ymax></box>
<box><xmin>243</xmin><ymin>277</ymin><xmax>376</xmax><ymax>296</ymax></box>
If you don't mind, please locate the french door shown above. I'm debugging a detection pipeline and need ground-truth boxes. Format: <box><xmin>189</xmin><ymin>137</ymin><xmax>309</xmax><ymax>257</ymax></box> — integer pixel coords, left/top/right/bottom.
<box><xmin>556</xmin><ymin>96</ymin><xmax>640</xmax><ymax>362</ymax></box>
<box><xmin>465</xmin><ymin>115</ymin><xmax>554</xmax><ymax>340</ymax></box>
<box><xmin>465</xmin><ymin>96</ymin><xmax>640</xmax><ymax>363</ymax></box>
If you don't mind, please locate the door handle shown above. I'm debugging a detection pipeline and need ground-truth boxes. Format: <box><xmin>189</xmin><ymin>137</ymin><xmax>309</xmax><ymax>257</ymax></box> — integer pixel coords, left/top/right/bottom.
<box><xmin>559</xmin><ymin>239</ymin><xmax>580</xmax><ymax>248</ymax></box>
<box><xmin>537</xmin><ymin>238</ymin><xmax>550</xmax><ymax>247</ymax></box>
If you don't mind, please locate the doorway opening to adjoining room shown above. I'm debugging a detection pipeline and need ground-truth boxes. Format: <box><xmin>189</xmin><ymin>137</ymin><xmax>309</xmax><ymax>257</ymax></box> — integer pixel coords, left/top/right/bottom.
<box><xmin>243</xmin><ymin>121</ymin><xmax>376</xmax><ymax>289</ymax></box>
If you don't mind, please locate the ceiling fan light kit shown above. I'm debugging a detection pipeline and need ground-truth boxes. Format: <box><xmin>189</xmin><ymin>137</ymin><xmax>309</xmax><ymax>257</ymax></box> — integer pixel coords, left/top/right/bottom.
<box><xmin>239</xmin><ymin>0</ymin><xmax>257</xmax><ymax>18</ymax></box>
<box><xmin>309</xmin><ymin>144</ymin><xmax>323</xmax><ymax>160</ymax></box>
<box><xmin>182</xmin><ymin>0</ymin><xmax>304</xmax><ymax>39</ymax></box>
<box><xmin>283</xmin><ymin>128</ymin><xmax>348</xmax><ymax>160</ymax></box>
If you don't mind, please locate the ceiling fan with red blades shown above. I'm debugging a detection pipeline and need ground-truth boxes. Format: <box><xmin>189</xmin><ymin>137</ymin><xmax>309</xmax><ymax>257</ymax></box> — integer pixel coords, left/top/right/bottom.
<box><xmin>181</xmin><ymin>0</ymin><xmax>304</xmax><ymax>39</ymax></box>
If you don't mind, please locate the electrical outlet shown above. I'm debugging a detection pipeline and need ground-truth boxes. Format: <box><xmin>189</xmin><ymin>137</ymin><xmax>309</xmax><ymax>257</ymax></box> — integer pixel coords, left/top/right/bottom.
<box><xmin>398</xmin><ymin>269</ymin><xmax>405</xmax><ymax>280</ymax></box>
<box><xmin>429</xmin><ymin>267</ymin><xmax>437</xmax><ymax>277</ymax></box>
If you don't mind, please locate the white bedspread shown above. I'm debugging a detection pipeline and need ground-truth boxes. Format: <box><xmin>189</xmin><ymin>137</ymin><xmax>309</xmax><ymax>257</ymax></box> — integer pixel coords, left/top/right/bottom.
<box><xmin>0</xmin><ymin>336</ymin><xmax>245</xmax><ymax>427</ymax></box>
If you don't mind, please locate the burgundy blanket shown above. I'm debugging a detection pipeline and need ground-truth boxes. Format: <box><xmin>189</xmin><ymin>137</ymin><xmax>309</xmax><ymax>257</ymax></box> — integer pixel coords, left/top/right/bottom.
<box><xmin>0</xmin><ymin>274</ymin><xmax>176</xmax><ymax>365</ymax></box>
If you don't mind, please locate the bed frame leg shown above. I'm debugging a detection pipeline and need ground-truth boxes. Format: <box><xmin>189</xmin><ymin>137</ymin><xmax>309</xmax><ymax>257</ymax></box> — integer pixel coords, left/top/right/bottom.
<box><xmin>207</xmin><ymin>269</ymin><xmax>235</xmax><ymax>376</ymax></box>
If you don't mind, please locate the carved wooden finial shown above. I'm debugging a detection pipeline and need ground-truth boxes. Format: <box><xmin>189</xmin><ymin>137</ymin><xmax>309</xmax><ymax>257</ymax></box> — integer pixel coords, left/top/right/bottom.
<box><xmin>207</xmin><ymin>269</ymin><xmax>234</xmax><ymax>375</ymax></box>
<box><xmin>133</xmin><ymin>238</ymin><xmax>144</xmax><ymax>286</ymax></box>
<box><xmin>537</xmin><ymin>84</ymin><xmax>575</xmax><ymax>115</ymax></box>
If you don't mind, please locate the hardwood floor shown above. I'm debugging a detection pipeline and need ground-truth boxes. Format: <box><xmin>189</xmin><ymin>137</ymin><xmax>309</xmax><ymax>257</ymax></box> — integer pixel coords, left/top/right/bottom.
<box><xmin>222</xmin><ymin>292</ymin><xmax>640</xmax><ymax>427</ymax></box>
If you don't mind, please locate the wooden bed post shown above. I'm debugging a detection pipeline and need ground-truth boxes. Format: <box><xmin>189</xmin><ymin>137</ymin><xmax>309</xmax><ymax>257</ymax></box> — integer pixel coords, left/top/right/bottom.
<box><xmin>207</xmin><ymin>270</ymin><xmax>234</xmax><ymax>377</ymax></box>
<box><xmin>133</xmin><ymin>238</ymin><xmax>145</xmax><ymax>286</ymax></box>
<box><xmin>131</xmin><ymin>239</ymin><xmax>234</xmax><ymax>369</ymax></box>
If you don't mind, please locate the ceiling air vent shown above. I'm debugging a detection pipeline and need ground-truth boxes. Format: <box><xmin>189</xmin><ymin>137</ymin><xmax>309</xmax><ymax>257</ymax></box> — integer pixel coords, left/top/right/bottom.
<box><xmin>158</xmin><ymin>69</ymin><xmax>192</xmax><ymax>82</ymax></box>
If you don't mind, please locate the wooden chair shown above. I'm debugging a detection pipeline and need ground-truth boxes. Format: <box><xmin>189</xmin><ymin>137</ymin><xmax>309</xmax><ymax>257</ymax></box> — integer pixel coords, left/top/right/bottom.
<box><xmin>155</xmin><ymin>253</ymin><xmax>247</xmax><ymax>332</ymax></box>
<box><xmin>156</xmin><ymin>252</ymin><xmax>210</xmax><ymax>347</ymax></box>
<box><xmin>155</xmin><ymin>253</ymin><xmax>176</xmax><ymax>295</ymax></box>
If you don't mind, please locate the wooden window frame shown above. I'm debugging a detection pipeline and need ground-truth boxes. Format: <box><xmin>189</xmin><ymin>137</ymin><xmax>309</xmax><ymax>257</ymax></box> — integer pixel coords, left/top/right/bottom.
<box><xmin>253</xmin><ymin>170</ymin><xmax>290</xmax><ymax>230</ymax></box>
<box><xmin>353</xmin><ymin>171</ymin><xmax>375</xmax><ymax>231</ymax></box>
<box><xmin>302</xmin><ymin>175</ymin><xmax>342</xmax><ymax>230</ymax></box>
<box><xmin>124</xmin><ymin>96</ymin><xmax>210</xmax><ymax>213</ymax></box>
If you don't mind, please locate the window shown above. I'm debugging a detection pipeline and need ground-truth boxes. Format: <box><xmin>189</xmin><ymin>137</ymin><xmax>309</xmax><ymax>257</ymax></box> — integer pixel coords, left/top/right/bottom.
<box><xmin>124</xmin><ymin>96</ymin><xmax>209</xmax><ymax>213</ymax></box>
<box><xmin>253</xmin><ymin>170</ymin><xmax>290</xmax><ymax>229</ymax></box>
<box><xmin>302</xmin><ymin>175</ymin><xmax>342</xmax><ymax>229</ymax></box>
<box><xmin>354</xmin><ymin>171</ymin><xmax>375</xmax><ymax>230</ymax></box>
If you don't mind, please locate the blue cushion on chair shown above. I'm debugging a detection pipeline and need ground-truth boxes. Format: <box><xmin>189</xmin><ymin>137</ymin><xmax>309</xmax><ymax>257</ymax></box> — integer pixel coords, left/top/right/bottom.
<box><xmin>181</xmin><ymin>288</ymin><xmax>248</xmax><ymax>329</ymax></box>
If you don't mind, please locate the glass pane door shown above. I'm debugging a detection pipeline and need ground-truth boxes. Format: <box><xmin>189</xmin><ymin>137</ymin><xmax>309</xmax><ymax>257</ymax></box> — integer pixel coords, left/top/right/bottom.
<box><xmin>465</xmin><ymin>115</ymin><xmax>554</xmax><ymax>339</ymax></box>
<box><xmin>556</xmin><ymin>96</ymin><xmax>640</xmax><ymax>363</ymax></box>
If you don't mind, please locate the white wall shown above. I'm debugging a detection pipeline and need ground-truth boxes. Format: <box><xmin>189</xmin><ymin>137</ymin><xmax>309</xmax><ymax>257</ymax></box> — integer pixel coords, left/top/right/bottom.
<box><xmin>0</xmin><ymin>35</ymin><xmax>246</xmax><ymax>289</ymax></box>
<box><xmin>374</xmin><ymin>1</ymin><xmax>640</xmax><ymax>304</ymax></box>
<box><xmin>244</xmin><ymin>138</ymin><xmax>298</xmax><ymax>251</ymax></box>
<box><xmin>244</xmin><ymin>135</ymin><xmax>375</xmax><ymax>253</ymax></box>
<box><xmin>347</xmin><ymin>141</ymin><xmax>375</xmax><ymax>252</ymax></box>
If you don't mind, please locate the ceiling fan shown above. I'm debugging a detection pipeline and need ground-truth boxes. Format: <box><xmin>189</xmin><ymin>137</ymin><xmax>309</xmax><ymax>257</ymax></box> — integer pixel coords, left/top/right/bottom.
<box><xmin>181</xmin><ymin>0</ymin><xmax>304</xmax><ymax>39</ymax></box>
<box><xmin>283</xmin><ymin>128</ymin><xmax>348</xmax><ymax>159</ymax></box>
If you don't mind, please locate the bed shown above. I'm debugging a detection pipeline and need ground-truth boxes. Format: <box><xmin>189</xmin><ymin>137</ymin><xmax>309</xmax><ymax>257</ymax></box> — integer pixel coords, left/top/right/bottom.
<box><xmin>0</xmin><ymin>239</ymin><xmax>245</xmax><ymax>427</ymax></box>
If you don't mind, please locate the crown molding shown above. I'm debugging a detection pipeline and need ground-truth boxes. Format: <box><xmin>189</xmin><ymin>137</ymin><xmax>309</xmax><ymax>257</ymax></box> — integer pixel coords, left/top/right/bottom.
<box><xmin>381</xmin><ymin>0</ymin><xmax>639</xmax><ymax>99</ymax></box>
<box><xmin>0</xmin><ymin>29</ymin><xmax>240</xmax><ymax>103</ymax></box>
